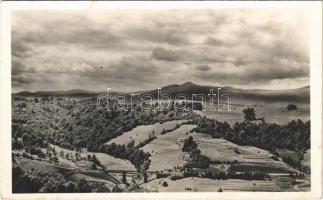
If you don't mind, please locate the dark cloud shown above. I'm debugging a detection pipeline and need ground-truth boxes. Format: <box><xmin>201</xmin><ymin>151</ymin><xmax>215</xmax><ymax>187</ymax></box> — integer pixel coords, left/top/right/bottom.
<box><xmin>127</xmin><ymin>27</ymin><xmax>190</xmax><ymax>46</ymax></box>
<box><xmin>151</xmin><ymin>47</ymin><xmax>228</xmax><ymax>64</ymax></box>
<box><xmin>194</xmin><ymin>63</ymin><xmax>309</xmax><ymax>85</ymax></box>
<box><xmin>204</xmin><ymin>37</ymin><xmax>233</xmax><ymax>47</ymax></box>
<box><xmin>151</xmin><ymin>47</ymin><xmax>188</xmax><ymax>62</ymax></box>
<box><xmin>12</xmin><ymin>21</ymin><xmax>125</xmax><ymax>51</ymax></box>
<box><xmin>11</xmin><ymin>60</ymin><xmax>35</xmax><ymax>76</ymax></box>
<box><xmin>195</xmin><ymin>65</ymin><xmax>211</xmax><ymax>71</ymax></box>
<box><xmin>11</xmin><ymin>41</ymin><xmax>32</xmax><ymax>58</ymax></box>
<box><xmin>12</xmin><ymin>75</ymin><xmax>36</xmax><ymax>87</ymax></box>
<box><xmin>233</xmin><ymin>56</ymin><xmax>249</xmax><ymax>67</ymax></box>
<box><xmin>11</xmin><ymin>10</ymin><xmax>310</xmax><ymax>92</ymax></box>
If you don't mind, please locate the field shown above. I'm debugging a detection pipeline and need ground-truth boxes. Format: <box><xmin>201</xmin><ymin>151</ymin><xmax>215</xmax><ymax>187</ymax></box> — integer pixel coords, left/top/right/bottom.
<box><xmin>228</xmin><ymin>163</ymin><xmax>294</xmax><ymax>174</ymax></box>
<box><xmin>65</xmin><ymin>169</ymin><xmax>121</xmax><ymax>185</ymax></box>
<box><xmin>49</xmin><ymin>144</ymin><xmax>135</xmax><ymax>171</ymax></box>
<box><xmin>141</xmin><ymin>124</ymin><xmax>197</xmax><ymax>171</ymax></box>
<box><xmin>106</xmin><ymin>120</ymin><xmax>187</xmax><ymax>146</ymax></box>
<box><xmin>138</xmin><ymin>123</ymin><xmax>294</xmax><ymax>174</ymax></box>
<box><xmin>197</xmin><ymin>101</ymin><xmax>310</xmax><ymax>125</ymax></box>
<box><xmin>15</xmin><ymin>157</ymin><xmax>72</xmax><ymax>174</ymax></box>
<box><xmin>170</xmin><ymin>130</ymin><xmax>293</xmax><ymax>174</ymax></box>
<box><xmin>142</xmin><ymin>177</ymin><xmax>281</xmax><ymax>192</ymax></box>
<box><xmin>66</xmin><ymin>172</ymin><xmax>117</xmax><ymax>188</ymax></box>
<box><xmin>189</xmin><ymin>135</ymin><xmax>290</xmax><ymax>168</ymax></box>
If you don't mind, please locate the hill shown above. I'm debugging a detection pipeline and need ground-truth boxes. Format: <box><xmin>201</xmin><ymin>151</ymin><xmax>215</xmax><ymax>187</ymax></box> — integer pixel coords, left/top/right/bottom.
<box><xmin>13</xmin><ymin>82</ymin><xmax>310</xmax><ymax>103</ymax></box>
<box><xmin>140</xmin><ymin>82</ymin><xmax>310</xmax><ymax>103</ymax></box>
<box><xmin>14</xmin><ymin>89</ymin><xmax>123</xmax><ymax>97</ymax></box>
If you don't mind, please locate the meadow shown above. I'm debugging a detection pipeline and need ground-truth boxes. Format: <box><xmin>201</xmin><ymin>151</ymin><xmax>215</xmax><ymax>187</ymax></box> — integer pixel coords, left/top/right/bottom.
<box><xmin>106</xmin><ymin>120</ymin><xmax>187</xmax><ymax>146</ymax></box>
<box><xmin>142</xmin><ymin>177</ymin><xmax>281</xmax><ymax>192</ymax></box>
<box><xmin>141</xmin><ymin>124</ymin><xmax>197</xmax><ymax>171</ymax></box>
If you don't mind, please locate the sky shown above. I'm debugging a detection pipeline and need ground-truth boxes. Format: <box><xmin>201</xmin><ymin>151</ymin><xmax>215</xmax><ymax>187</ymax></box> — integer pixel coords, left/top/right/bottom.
<box><xmin>11</xmin><ymin>9</ymin><xmax>310</xmax><ymax>92</ymax></box>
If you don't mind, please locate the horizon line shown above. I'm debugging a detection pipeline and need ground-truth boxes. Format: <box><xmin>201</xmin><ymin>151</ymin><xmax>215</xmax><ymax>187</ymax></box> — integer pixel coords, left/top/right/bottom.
<box><xmin>12</xmin><ymin>82</ymin><xmax>310</xmax><ymax>94</ymax></box>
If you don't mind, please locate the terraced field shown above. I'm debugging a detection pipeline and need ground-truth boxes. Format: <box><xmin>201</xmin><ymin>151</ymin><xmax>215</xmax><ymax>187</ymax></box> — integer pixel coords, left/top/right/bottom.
<box><xmin>186</xmin><ymin>133</ymin><xmax>294</xmax><ymax>174</ymax></box>
<box><xmin>138</xmin><ymin>123</ymin><xmax>294</xmax><ymax>174</ymax></box>
<box><xmin>179</xmin><ymin>133</ymin><xmax>288</xmax><ymax>166</ymax></box>
<box><xmin>142</xmin><ymin>177</ymin><xmax>281</xmax><ymax>192</ymax></box>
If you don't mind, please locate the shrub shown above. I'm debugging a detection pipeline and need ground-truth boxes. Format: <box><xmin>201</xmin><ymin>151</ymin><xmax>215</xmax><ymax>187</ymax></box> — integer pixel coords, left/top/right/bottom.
<box><xmin>162</xmin><ymin>181</ymin><xmax>168</xmax><ymax>187</ymax></box>
<box><xmin>242</xmin><ymin>108</ymin><xmax>256</xmax><ymax>121</ymax></box>
<box><xmin>287</xmin><ymin>104</ymin><xmax>297</xmax><ymax>111</ymax></box>
<box><xmin>170</xmin><ymin>175</ymin><xmax>183</xmax><ymax>181</ymax></box>
<box><xmin>182</xmin><ymin>136</ymin><xmax>197</xmax><ymax>152</ymax></box>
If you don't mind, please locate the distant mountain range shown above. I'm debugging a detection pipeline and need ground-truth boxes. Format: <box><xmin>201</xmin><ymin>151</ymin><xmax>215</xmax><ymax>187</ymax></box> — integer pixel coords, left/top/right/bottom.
<box><xmin>14</xmin><ymin>89</ymin><xmax>122</xmax><ymax>97</ymax></box>
<box><xmin>15</xmin><ymin>89</ymin><xmax>102</xmax><ymax>97</ymax></box>
<box><xmin>14</xmin><ymin>82</ymin><xmax>310</xmax><ymax>103</ymax></box>
<box><xmin>141</xmin><ymin>82</ymin><xmax>310</xmax><ymax>103</ymax></box>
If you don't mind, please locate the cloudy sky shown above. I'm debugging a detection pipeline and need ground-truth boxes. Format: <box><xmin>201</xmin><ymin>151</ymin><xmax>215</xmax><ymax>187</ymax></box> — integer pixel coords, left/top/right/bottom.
<box><xmin>12</xmin><ymin>9</ymin><xmax>309</xmax><ymax>92</ymax></box>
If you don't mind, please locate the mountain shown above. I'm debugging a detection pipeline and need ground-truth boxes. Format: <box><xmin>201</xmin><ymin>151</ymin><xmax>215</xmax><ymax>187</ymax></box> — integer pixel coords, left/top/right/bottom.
<box><xmin>14</xmin><ymin>89</ymin><xmax>103</xmax><ymax>97</ymax></box>
<box><xmin>14</xmin><ymin>82</ymin><xmax>310</xmax><ymax>103</ymax></box>
<box><xmin>140</xmin><ymin>82</ymin><xmax>310</xmax><ymax>103</ymax></box>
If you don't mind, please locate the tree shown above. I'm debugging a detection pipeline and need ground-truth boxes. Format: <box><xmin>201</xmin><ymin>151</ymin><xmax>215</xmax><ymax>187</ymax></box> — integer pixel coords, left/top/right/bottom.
<box><xmin>112</xmin><ymin>184</ymin><xmax>123</xmax><ymax>192</ymax></box>
<box><xmin>53</xmin><ymin>156</ymin><xmax>59</xmax><ymax>163</ymax></box>
<box><xmin>77</xmin><ymin>178</ymin><xmax>91</xmax><ymax>192</ymax></box>
<box><xmin>161</xmin><ymin>128</ymin><xmax>167</xmax><ymax>135</ymax></box>
<box><xmin>185</xmin><ymin>149</ymin><xmax>210</xmax><ymax>169</ymax></box>
<box><xmin>122</xmin><ymin>172</ymin><xmax>127</xmax><ymax>184</ymax></box>
<box><xmin>91</xmin><ymin>154</ymin><xmax>101</xmax><ymax>166</ymax></box>
<box><xmin>12</xmin><ymin>138</ymin><xmax>23</xmax><ymax>149</ymax></box>
<box><xmin>65</xmin><ymin>182</ymin><xmax>78</xmax><ymax>192</ymax></box>
<box><xmin>162</xmin><ymin>181</ymin><xmax>168</xmax><ymax>187</ymax></box>
<box><xmin>60</xmin><ymin>150</ymin><xmax>64</xmax><ymax>158</ymax></box>
<box><xmin>243</xmin><ymin>108</ymin><xmax>256</xmax><ymax>121</ymax></box>
<box><xmin>182</xmin><ymin>136</ymin><xmax>197</xmax><ymax>152</ymax></box>
<box><xmin>143</xmin><ymin>172</ymin><xmax>148</xmax><ymax>183</ymax></box>
<box><xmin>91</xmin><ymin>163</ymin><xmax>97</xmax><ymax>170</ymax></box>
<box><xmin>22</xmin><ymin>133</ymin><xmax>29</xmax><ymax>144</ymax></box>
<box><xmin>287</xmin><ymin>104</ymin><xmax>297</xmax><ymax>111</ymax></box>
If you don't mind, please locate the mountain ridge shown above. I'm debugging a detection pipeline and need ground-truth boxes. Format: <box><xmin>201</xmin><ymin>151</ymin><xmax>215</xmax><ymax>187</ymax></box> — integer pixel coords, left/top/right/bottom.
<box><xmin>14</xmin><ymin>82</ymin><xmax>310</xmax><ymax>103</ymax></box>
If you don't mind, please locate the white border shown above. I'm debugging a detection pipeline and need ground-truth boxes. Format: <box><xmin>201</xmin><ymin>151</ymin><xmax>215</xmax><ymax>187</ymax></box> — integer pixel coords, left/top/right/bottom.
<box><xmin>0</xmin><ymin>1</ymin><xmax>322</xmax><ymax>200</ymax></box>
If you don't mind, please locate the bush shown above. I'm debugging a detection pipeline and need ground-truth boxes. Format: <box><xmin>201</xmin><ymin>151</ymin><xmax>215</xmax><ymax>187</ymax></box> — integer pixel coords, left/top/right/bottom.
<box><xmin>182</xmin><ymin>136</ymin><xmax>197</xmax><ymax>152</ymax></box>
<box><xmin>243</xmin><ymin>108</ymin><xmax>256</xmax><ymax>121</ymax></box>
<box><xmin>287</xmin><ymin>104</ymin><xmax>297</xmax><ymax>111</ymax></box>
<box><xmin>170</xmin><ymin>175</ymin><xmax>183</xmax><ymax>181</ymax></box>
<box><xmin>91</xmin><ymin>164</ymin><xmax>97</xmax><ymax>170</ymax></box>
<box><xmin>282</xmin><ymin>156</ymin><xmax>301</xmax><ymax>169</ymax></box>
<box><xmin>22</xmin><ymin>152</ymin><xmax>33</xmax><ymax>159</ymax></box>
<box><xmin>162</xmin><ymin>181</ymin><xmax>168</xmax><ymax>187</ymax></box>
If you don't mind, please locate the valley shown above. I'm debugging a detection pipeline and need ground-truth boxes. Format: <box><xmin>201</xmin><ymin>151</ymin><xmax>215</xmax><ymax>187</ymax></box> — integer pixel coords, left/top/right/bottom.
<box><xmin>12</xmin><ymin>83</ymin><xmax>311</xmax><ymax>193</ymax></box>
